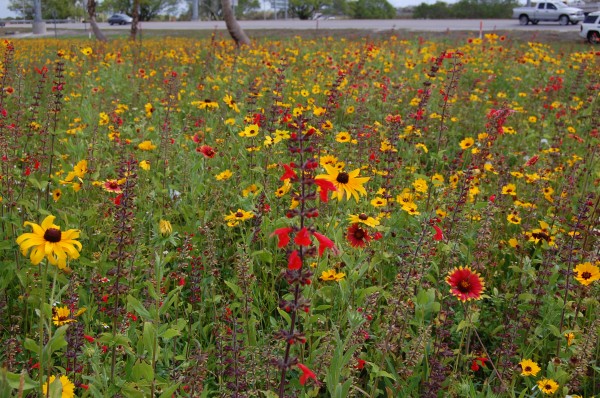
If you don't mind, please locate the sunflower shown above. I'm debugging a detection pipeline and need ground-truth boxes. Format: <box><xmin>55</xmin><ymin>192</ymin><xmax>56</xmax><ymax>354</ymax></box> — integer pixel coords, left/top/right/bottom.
<box><xmin>518</xmin><ymin>359</ymin><xmax>541</xmax><ymax>376</ymax></box>
<box><xmin>537</xmin><ymin>378</ymin><xmax>559</xmax><ymax>395</ymax></box>
<box><xmin>446</xmin><ymin>266</ymin><xmax>485</xmax><ymax>302</ymax></box>
<box><xmin>43</xmin><ymin>375</ymin><xmax>75</xmax><ymax>398</ymax></box>
<box><xmin>347</xmin><ymin>224</ymin><xmax>371</xmax><ymax>248</ymax></box>
<box><xmin>315</xmin><ymin>164</ymin><xmax>369</xmax><ymax>202</ymax></box>
<box><xmin>16</xmin><ymin>215</ymin><xmax>82</xmax><ymax>269</ymax></box>
<box><xmin>573</xmin><ymin>262</ymin><xmax>600</xmax><ymax>286</ymax></box>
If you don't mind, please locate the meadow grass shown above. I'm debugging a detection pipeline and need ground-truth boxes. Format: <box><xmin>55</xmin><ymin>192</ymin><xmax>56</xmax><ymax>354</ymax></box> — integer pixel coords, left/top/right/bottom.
<box><xmin>0</xmin><ymin>32</ymin><xmax>598</xmax><ymax>397</ymax></box>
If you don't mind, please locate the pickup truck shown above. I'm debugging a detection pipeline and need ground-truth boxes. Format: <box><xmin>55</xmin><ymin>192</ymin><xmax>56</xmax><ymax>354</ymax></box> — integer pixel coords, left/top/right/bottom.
<box><xmin>513</xmin><ymin>1</ymin><xmax>585</xmax><ymax>25</ymax></box>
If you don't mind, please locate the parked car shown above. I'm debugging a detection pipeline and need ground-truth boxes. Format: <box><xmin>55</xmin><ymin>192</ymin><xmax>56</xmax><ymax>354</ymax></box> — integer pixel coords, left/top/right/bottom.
<box><xmin>513</xmin><ymin>1</ymin><xmax>585</xmax><ymax>25</ymax></box>
<box><xmin>580</xmin><ymin>11</ymin><xmax>600</xmax><ymax>42</ymax></box>
<box><xmin>107</xmin><ymin>13</ymin><xmax>133</xmax><ymax>25</ymax></box>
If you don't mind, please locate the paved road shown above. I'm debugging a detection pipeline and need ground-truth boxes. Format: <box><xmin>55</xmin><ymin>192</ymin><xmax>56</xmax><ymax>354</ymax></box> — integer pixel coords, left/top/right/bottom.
<box><xmin>51</xmin><ymin>19</ymin><xmax>582</xmax><ymax>33</ymax></box>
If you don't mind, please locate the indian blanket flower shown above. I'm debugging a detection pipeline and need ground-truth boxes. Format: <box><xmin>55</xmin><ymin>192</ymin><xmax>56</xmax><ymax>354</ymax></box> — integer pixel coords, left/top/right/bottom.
<box><xmin>573</xmin><ymin>261</ymin><xmax>600</xmax><ymax>286</ymax></box>
<box><xmin>519</xmin><ymin>359</ymin><xmax>541</xmax><ymax>376</ymax></box>
<box><xmin>43</xmin><ymin>375</ymin><xmax>75</xmax><ymax>398</ymax></box>
<box><xmin>102</xmin><ymin>179</ymin><xmax>123</xmax><ymax>193</ymax></box>
<box><xmin>224</xmin><ymin>209</ymin><xmax>254</xmax><ymax>227</ymax></box>
<box><xmin>347</xmin><ymin>224</ymin><xmax>371</xmax><ymax>248</ymax></box>
<box><xmin>445</xmin><ymin>266</ymin><xmax>485</xmax><ymax>302</ymax></box>
<box><xmin>16</xmin><ymin>215</ymin><xmax>82</xmax><ymax>269</ymax></box>
<box><xmin>315</xmin><ymin>164</ymin><xmax>369</xmax><ymax>202</ymax></box>
<box><xmin>537</xmin><ymin>378</ymin><xmax>559</xmax><ymax>395</ymax></box>
<box><xmin>197</xmin><ymin>145</ymin><xmax>216</xmax><ymax>158</ymax></box>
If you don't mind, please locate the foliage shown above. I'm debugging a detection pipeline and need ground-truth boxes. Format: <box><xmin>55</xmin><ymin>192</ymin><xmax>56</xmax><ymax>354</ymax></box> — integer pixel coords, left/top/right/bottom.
<box><xmin>98</xmin><ymin>0</ymin><xmax>184</xmax><ymax>21</ymax></box>
<box><xmin>413</xmin><ymin>0</ymin><xmax>521</xmax><ymax>19</ymax></box>
<box><xmin>0</xmin><ymin>32</ymin><xmax>599</xmax><ymax>398</ymax></box>
<box><xmin>348</xmin><ymin>0</ymin><xmax>396</xmax><ymax>18</ymax></box>
<box><xmin>288</xmin><ymin>0</ymin><xmax>332</xmax><ymax>19</ymax></box>
<box><xmin>7</xmin><ymin>0</ymin><xmax>82</xmax><ymax>19</ymax></box>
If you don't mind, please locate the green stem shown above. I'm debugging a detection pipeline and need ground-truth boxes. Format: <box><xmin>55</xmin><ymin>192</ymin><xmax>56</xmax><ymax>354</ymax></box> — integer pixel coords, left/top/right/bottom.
<box><xmin>38</xmin><ymin>262</ymin><xmax>48</xmax><ymax>397</ymax></box>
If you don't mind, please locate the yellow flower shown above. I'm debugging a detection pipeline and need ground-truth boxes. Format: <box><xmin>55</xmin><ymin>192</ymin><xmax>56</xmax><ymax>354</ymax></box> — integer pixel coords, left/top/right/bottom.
<box><xmin>52</xmin><ymin>189</ymin><xmax>62</xmax><ymax>202</ymax></box>
<box><xmin>139</xmin><ymin>160</ymin><xmax>151</xmax><ymax>171</ymax></box>
<box><xmin>216</xmin><ymin>170</ymin><xmax>233</xmax><ymax>181</ymax></box>
<box><xmin>507</xmin><ymin>212</ymin><xmax>521</xmax><ymax>225</ymax></box>
<box><xmin>138</xmin><ymin>140</ymin><xmax>156</xmax><ymax>151</ymax></box>
<box><xmin>415</xmin><ymin>143</ymin><xmax>428</xmax><ymax>153</ymax></box>
<box><xmin>564</xmin><ymin>332</ymin><xmax>575</xmax><ymax>346</ymax></box>
<box><xmin>315</xmin><ymin>164</ymin><xmax>369</xmax><ymax>202</ymax></box>
<box><xmin>528</xmin><ymin>116</ymin><xmax>537</xmax><ymax>123</ymax></box>
<box><xmin>413</xmin><ymin>178</ymin><xmax>428</xmax><ymax>193</ymax></box>
<box><xmin>81</xmin><ymin>47</ymin><xmax>93</xmax><ymax>56</ymax></box>
<box><xmin>401</xmin><ymin>202</ymin><xmax>420</xmax><ymax>216</ymax></box>
<box><xmin>43</xmin><ymin>375</ymin><xmax>75</xmax><ymax>398</ymax></box>
<box><xmin>242</xmin><ymin>184</ymin><xmax>259</xmax><ymax>197</ymax></box>
<box><xmin>224</xmin><ymin>209</ymin><xmax>254</xmax><ymax>227</ymax></box>
<box><xmin>16</xmin><ymin>215</ymin><xmax>82</xmax><ymax>269</ymax></box>
<box><xmin>159</xmin><ymin>220</ymin><xmax>172</xmax><ymax>236</ymax></box>
<box><xmin>519</xmin><ymin>359</ymin><xmax>541</xmax><ymax>376</ymax></box>
<box><xmin>370</xmin><ymin>197</ymin><xmax>387</xmax><ymax>207</ymax></box>
<box><xmin>319</xmin><ymin>155</ymin><xmax>338</xmax><ymax>167</ymax></box>
<box><xmin>573</xmin><ymin>262</ymin><xmax>600</xmax><ymax>286</ymax></box>
<box><xmin>335</xmin><ymin>131</ymin><xmax>351</xmax><ymax>143</ymax></box>
<box><xmin>460</xmin><ymin>137</ymin><xmax>475</xmax><ymax>150</ymax></box>
<box><xmin>320</xmin><ymin>269</ymin><xmax>346</xmax><ymax>281</ymax></box>
<box><xmin>537</xmin><ymin>378</ymin><xmax>559</xmax><ymax>395</ymax></box>
<box><xmin>501</xmin><ymin>183</ymin><xmax>517</xmax><ymax>196</ymax></box>
<box><xmin>73</xmin><ymin>160</ymin><xmax>87</xmax><ymax>178</ymax></box>
<box><xmin>52</xmin><ymin>306</ymin><xmax>79</xmax><ymax>326</ymax></box>
<box><xmin>348</xmin><ymin>214</ymin><xmax>380</xmax><ymax>228</ymax></box>
<box><xmin>239</xmin><ymin>124</ymin><xmax>260</xmax><ymax>138</ymax></box>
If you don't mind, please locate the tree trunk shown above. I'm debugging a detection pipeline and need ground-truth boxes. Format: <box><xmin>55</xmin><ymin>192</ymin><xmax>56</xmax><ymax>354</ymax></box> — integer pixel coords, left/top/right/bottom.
<box><xmin>221</xmin><ymin>0</ymin><xmax>251</xmax><ymax>46</ymax></box>
<box><xmin>130</xmin><ymin>0</ymin><xmax>140</xmax><ymax>41</ymax></box>
<box><xmin>87</xmin><ymin>0</ymin><xmax>107</xmax><ymax>42</ymax></box>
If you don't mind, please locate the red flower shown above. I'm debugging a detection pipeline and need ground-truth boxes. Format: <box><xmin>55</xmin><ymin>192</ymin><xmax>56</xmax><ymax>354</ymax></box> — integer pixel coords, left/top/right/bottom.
<box><xmin>312</xmin><ymin>231</ymin><xmax>336</xmax><ymax>257</ymax></box>
<box><xmin>314</xmin><ymin>178</ymin><xmax>337</xmax><ymax>202</ymax></box>
<box><xmin>446</xmin><ymin>266</ymin><xmax>485</xmax><ymax>302</ymax></box>
<box><xmin>280</xmin><ymin>163</ymin><xmax>298</xmax><ymax>181</ymax></box>
<box><xmin>356</xmin><ymin>359</ymin><xmax>366</xmax><ymax>370</ymax></box>
<box><xmin>288</xmin><ymin>250</ymin><xmax>302</xmax><ymax>270</ymax></box>
<box><xmin>470</xmin><ymin>357</ymin><xmax>488</xmax><ymax>371</ymax></box>
<box><xmin>432</xmin><ymin>225</ymin><xmax>443</xmax><ymax>241</ymax></box>
<box><xmin>297</xmin><ymin>363</ymin><xmax>317</xmax><ymax>386</ymax></box>
<box><xmin>198</xmin><ymin>145</ymin><xmax>216</xmax><ymax>158</ymax></box>
<box><xmin>112</xmin><ymin>194</ymin><xmax>123</xmax><ymax>205</ymax></box>
<box><xmin>294</xmin><ymin>227</ymin><xmax>312</xmax><ymax>246</ymax></box>
<box><xmin>83</xmin><ymin>334</ymin><xmax>95</xmax><ymax>343</ymax></box>
<box><xmin>271</xmin><ymin>227</ymin><xmax>294</xmax><ymax>248</ymax></box>
<box><xmin>347</xmin><ymin>224</ymin><xmax>371</xmax><ymax>248</ymax></box>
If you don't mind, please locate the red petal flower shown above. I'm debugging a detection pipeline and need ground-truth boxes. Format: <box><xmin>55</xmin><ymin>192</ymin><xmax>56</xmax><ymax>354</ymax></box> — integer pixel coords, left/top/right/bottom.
<box><xmin>280</xmin><ymin>163</ymin><xmax>298</xmax><ymax>181</ymax></box>
<box><xmin>356</xmin><ymin>359</ymin><xmax>366</xmax><ymax>370</ymax></box>
<box><xmin>432</xmin><ymin>225</ymin><xmax>443</xmax><ymax>241</ymax></box>
<box><xmin>347</xmin><ymin>224</ymin><xmax>371</xmax><ymax>248</ymax></box>
<box><xmin>446</xmin><ymin>266</ymin><xmax>485</xmax><ymax>302</ymax></box>
<box><xmin>83</xmin><ymin>334</ymin><xmax>95</xmax><ymax>343</ymax></box>
<box><xmin>288</xmin><ymin>250</ymin><xmax>302</xmax><ymax>270</ymax></box>
<box><xmin>294</xmin><ymin>227</ymin><xmax>312</xmax><ymax>246</ymax></box>
<box><xmin>198</xmin><ymin>145</ymin><xmax>216</xmax><ymax>158</ymax></box>
<box><xmin>271</xmin><ymin>227</ymin><xmax>294</xmax><ymax>248</ymax></box>
<box><xmin>312</xmin><ymin>231</ymin><xmax>337</xmax><ymax>257</ymax></box>
<box><xmin>297</xmin><ymin>363</ymin><xmax>317</xmax><ymax>386</ymax></box>
<box><xmin>314</xmin><ymin>178</ymin><xmax>337</xmax><ymax>202</ymax></box>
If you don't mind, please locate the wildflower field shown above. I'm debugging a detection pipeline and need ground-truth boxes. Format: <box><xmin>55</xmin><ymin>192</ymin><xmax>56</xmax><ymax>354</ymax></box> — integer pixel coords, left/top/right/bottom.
<box><xmin>0</xmin><ymin>31</ymin><xmax>599</xmax><ymax>398</ymax></box>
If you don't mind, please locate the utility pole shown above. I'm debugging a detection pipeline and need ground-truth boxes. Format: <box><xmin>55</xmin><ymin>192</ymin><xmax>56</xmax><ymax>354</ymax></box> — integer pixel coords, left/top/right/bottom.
<box><xmin>192</xmin><ymin>0</ymin><xmax>199</xmax><ymax>21</ymax></box>
<box><xmin>32</xmin><ymin>0</ymin><xmax>46</xmax><ymax>34</ymax></box>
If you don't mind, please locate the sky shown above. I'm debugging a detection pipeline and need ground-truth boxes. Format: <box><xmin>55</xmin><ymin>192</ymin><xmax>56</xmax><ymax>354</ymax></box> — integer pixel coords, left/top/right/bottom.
<box><xmin>0</xmin><ymin>0</ymin><xmax>16</xmax><ymax>18</ymax></box>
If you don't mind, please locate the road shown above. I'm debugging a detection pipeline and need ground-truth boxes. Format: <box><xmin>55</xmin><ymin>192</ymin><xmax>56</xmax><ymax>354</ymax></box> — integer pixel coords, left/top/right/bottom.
<box><xmin>50</xmin><ymin>19</ymin><xmax>582</xmax><ymax>33</ymax></box>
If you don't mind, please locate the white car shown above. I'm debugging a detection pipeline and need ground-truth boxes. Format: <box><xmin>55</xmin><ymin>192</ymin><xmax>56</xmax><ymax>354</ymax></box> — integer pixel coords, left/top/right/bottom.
<box><xmin>580</xmin><ymin>11</ymin><xmax>600</xmax><ymax>43</ymax></box>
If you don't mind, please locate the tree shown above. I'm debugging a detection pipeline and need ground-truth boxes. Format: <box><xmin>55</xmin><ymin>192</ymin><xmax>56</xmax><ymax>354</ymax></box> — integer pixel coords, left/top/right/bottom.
<box><xmin>348</xmin><ymin>0</ymin><xmax>395</xmax><ymax>19</ymax></box>
<box><xmin>288</xmin><ymin>0</ymin><xmax>331</xmax><ymax>19</ymax></box>
<box><xmin>222</xmin><ymin>0</ymin><xmax>251</xmax><ymax>45</ymax></box>
<box><xmin>8</xmin><ymin>0</ymin><xmax>80</xmax><ymax>19</ymax></box>
<box><xmin>87</xmin><ymin>0</ymin><xmax>107</xmax><ymax>41</ymax></box>
<box><xmin>98</xmin><ymin>0</ymin><xmax>183</xmax><ymax>21</ymax></box>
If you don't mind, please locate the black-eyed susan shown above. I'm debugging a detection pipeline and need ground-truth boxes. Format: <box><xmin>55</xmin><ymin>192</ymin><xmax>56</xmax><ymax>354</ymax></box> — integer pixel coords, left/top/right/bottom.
<box><xmin>519</xmin><ymin>359</ymin><xmax>541</xmax><ymax>376</ymax></box>
<box><xmin>43</xmin><ymin>375</ymin><xmax>75</xmax><ymax>398</ymax></box>
<box><xmin>52</xmin><ymin>189</ymin><xmax>62</xmax><ymax>202</ymax></box>
<box><xmin>459</xmin><ymin>137</ymin><xmax>475</xmax><ymax>150</ymax></box>
<box><xmin>507</xmin><ymin>212</ymin><xmax>521</xmax><ymax>225</ymax></box>
<box><xmin>224</xmin><ymin>209</ymin><xmax>254</xmax><ymax>227</ymax></box>
<box><xmin>501</xmin><ymin>183</ymin><xmax>517</xmax><ymax>196</ymax></box>
<box><xmin>335</xmin><ymin>131</ymin><xmax>352</xmax><ymax>143</ymax></box>
<box><xmin>573</xmin><ymin>262</ymin><xmax>600</xmax><ymax>286</ymax></box>
<box><xmin>52</xmin><ymin>306</ymin><xmax>85</xmax><ymax>326</ymax></box>
<box><xmin>446</xmin><ymin>266</ymin><xmax>485</xmax><ymax>302</ymax></box>
<box><xmin>315</xmin><ymin>164</ymin><xmax>369</xmax><ymax>202</ymax></box>
<box><xmin>370</xmin><ymin>197</ymin><xmax>387</xmax><ymax>207</ymax></box>
<box><xmin>16</xmin><ymin>215</ymin><xmax>82</xmax><ymax>269</ymax></box>
<box><xmin>239</xmin><ymin>124</ymin><xmax>259</xmax><ymax>138</ymax></box>
<box><xmin>348</xmin><ymin>213</ymin><xmax>380</xmax><ymax>228</ymax></box>
<box><xmin>320</xmin><ymin>269</ymin><xmax>346</xmax><ymax>281</ymax></box>
<box><xmin>537</xmin><ymin>378</ymin><xmax>559</xmax><ymax>395</ymax></box>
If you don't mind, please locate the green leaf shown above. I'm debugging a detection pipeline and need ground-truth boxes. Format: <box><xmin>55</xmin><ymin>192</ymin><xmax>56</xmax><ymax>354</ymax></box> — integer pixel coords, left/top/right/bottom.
<box><xmin>160</xmin><ymin>328</ymin><xmax>180</xmax><ymax>340</ymax></box>
<box><xmin>143</xmin><ymin>322</ymin><xmax>157</xmax><ymax>358</ymax></box>
<box><xmin>1</xmin><ymin>369</ymin><xmax>37</xmax><ymax>390</ymax></box>
<box><xmin>24</xmin><ymin>338</ymin><xmax>40</xmax><ymax>353</ymax></box>
<box><xmin>127</xmin><ymin>295</ymin><xmax>151</xmax><ymax>319</ymax></box>
<box><xmin>224</xmin><ymin>281</ymin><xmax>243</xmax><ymax>299</ymax></box>
<box><xmin>159</xmin><ymin>383</ymin><xmax>180</xmax><ymax>398</ymax></box>
<box><xmin>252</xmin><ymin>249</ymin><xmax>273</xmax><ymax>263</ymax></box>
<box><xmin>131</xmin><ymin>360</ymin><xmax>154</xmax><ymax>382</ymax></box>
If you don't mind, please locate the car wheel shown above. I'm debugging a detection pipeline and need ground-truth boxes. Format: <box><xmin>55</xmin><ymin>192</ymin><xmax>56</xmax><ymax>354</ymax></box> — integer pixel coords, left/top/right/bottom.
<box><xmin>532</xmin><ymin>20</ymin><xmax>539</xmax><ymax>25</ymax></box>
<box><xmin>571</xmin><ymin>21</ymin><xmax>579</xmax><ymax>25</ymax></box>
<box><xmin>588</xmin><ymin>31</ymin><xmax>600</xmax><ymax>44</ymax></box>
<box><xmin>519</xmin><ymin>15</ymin><xmax>529</xmax><ymax>25</ymax></box>
<box><xmin>109</xmin><ymin>22</ymin><xmax>114</xmax><ymax>25</ymax></box>
<box><xmin>559</xmin><ymin>15</ymin><xmax>570</xmax><ymax>25</ymax></box>
<box><xmin>120</xmin><ymin>21</ymin><xmax>125</xmax><ymax>25</ymax></box>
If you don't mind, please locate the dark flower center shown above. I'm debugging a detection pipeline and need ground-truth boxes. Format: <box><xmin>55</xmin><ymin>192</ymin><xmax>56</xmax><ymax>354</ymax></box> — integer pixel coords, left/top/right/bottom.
<box><xmin>457</xmin><ymin>280</ymin><xmax>471</xmax><ymax>293</ymax></box>
<box><xmin>544</xmin><ymin>384</ymin><xmax>551</xmax><ymax>390</ymax></box>
<box><xmin>359</xmin><ymin>213</ymin><xmax>368</xmax><ymax>220</ymax></box>
<box><xmin>336</xmin><ymin>172</ymin><xmax>349</xmax><ymax>184</ymax></box>
<box><xmin>524</xmin><ymin>366</ymin><xmax>531</xmax><ymax>372</ymax></box>
<box><xmin>235</xmin><ymin>212</ymin><xmax>244</xmax><ymax>218</ymax></box>
<box><xmin>581</xmin><ymin>271</ymin><xmax>592</xmax><ymax>280</ymax></box>
<box><xmin>353</xmin><ymin>229</ymin><xmax>365</xmax><ymax>240</ymax></box>
<box><xmin>44</xmin><ymin>228</ymin><xmax>62</xmax><ymax>243</ymax></box>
